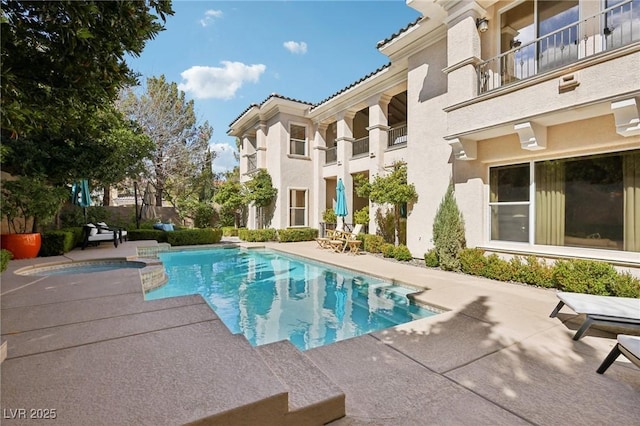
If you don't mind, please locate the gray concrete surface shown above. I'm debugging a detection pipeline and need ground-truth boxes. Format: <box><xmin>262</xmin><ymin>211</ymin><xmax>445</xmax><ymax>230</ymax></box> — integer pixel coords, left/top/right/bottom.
<box><xmin>1</xmin><ymin>239</ymin><xmax>639</xmax><ymax>425</ymax></box>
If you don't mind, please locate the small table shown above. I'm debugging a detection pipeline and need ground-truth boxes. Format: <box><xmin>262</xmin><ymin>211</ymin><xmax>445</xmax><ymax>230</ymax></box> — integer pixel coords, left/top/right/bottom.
<box><xmin>346</xmin><ymin>240</ymin><xmax>362</xmax><ymax>255</ymax></box>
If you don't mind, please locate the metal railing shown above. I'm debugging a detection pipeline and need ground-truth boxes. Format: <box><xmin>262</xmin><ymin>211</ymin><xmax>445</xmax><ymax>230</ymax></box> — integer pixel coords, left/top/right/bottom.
<box><xmin>352</xmin><ymin>136</ymin><xmax>369</xmax><ymax>157</ymax></box>
<box><xmin>388</xmin><ymin>124</ymin><xmax>408</xmax><ymax>147</ymax></box>
<box><xmin>247</xmin><ymin>153</ymin><xmax>257</xmax><ymax>172</ymax></box>
<box><xmin>477</xmin><ymin>0</ymin><xmax>638</xmax><ymax>94</ymax></box>
<box><xmin>325</xmin><ymin>146</ymin><xmax>337</xmax><ymax>164</ymax></box>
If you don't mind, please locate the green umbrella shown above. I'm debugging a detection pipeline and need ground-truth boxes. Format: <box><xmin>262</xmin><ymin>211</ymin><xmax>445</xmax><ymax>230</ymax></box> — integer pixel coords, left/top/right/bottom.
<box><xmin>334</xmin><ymin>178</ymin><xmax>348</xmax><ymax>230</ymax></box>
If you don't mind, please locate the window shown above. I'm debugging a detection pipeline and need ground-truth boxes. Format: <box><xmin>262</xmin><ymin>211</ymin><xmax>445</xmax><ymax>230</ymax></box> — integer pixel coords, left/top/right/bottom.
<box><xmin>489</xmin><ymin>163</ymin><xmax>530</xmax><ymax>242</ymax></box>
<box><xmin>289</xmin><ymin>189</ymin><xmax>307</xmax><ymax>227</ymax></box>
<box><xmin>489</xmin><ymin>150</ymin><xmax>640</xmax><ymax>252</ymax></box>
<box><xmin>290</xmin><ymin>124</ymin><xmax>306</xmax><ymax>156</ymax></box>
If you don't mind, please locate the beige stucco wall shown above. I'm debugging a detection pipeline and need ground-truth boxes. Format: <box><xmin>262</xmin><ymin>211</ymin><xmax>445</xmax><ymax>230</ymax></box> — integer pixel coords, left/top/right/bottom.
<box><xmin>406</xmin><ymin>37</ymin><xmax>451</xmax><ymax>256</ymax></box>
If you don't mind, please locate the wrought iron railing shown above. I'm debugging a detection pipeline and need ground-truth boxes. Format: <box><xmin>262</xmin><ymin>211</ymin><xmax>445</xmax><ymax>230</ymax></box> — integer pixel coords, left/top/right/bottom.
<box><xmin>388</xmin><ymin>124</ymin><xmax>408</xmax><ymax>147</ymax></box>
<box><xmin>247</xmin><ymin>153</ymin><xmax>257</xmax><ymax>172</ymax></box>
<box><xmin>477</xmin><ymin>0</ymin><xmax>639</xmax><ymax>94</ymax></box>
<box><xmin>352</xmin><ymin>136</ymin><xmax>369</xmax><ymax>157</ymax></box>
<box><xmin>325</xmin><ymin>146</ymin><xmax>337</xmax><ymax>164</ymax></box>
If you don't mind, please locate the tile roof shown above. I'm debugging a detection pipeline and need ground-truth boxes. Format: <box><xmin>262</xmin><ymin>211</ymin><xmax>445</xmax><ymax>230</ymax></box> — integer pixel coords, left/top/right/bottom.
<box><xmin>376</xmin><ymin>16</ymin><xmax>423</xmax><ymax>49</ymax></box>
<box><xmin>228</xmin><ymin>93</ymin><xmax>313</xmax><ymax>128</ymax></box>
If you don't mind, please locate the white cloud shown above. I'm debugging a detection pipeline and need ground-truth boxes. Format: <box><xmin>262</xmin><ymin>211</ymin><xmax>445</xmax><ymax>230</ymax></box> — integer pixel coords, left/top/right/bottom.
<box><xmin>178</xmin><ymin>62</ymin><xmax>266</xmax><ymax>100</ymax></box>
<box><xmin>210</xmin><ymin>143</ymin><xmax>238</xmax><ymax>174</ymax></box>
<box><xmin>283</xmin><ymin>41</ymin><xmax>307</xmax><ymax>54</ymax></box>
<box><xmin>200</xmin><ymin>9</ymin><xmax>223</xmax><ymax>27</ymax></box>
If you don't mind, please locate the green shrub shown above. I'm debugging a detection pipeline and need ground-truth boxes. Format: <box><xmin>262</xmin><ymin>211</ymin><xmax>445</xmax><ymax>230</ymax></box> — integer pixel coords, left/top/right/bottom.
<box><xmin>277</xmin><ymin>228</ymin><xmax>318</xmax><ymax>242</ymax></box>
<box><xmin>510</xmin><ymin>256</ymin><xmax>554</xmax><ymax>287</ymax></box>
<box><xmin>432</xmin><ymin>184</ymin><xmax>466</xmax><ymax>271</ymax></box>
<box><xmin>381</xmin><ymin>243</ymin><xmax>395</xmax><ymax>258</ymax></box>
<box><xmin>608</xmin><ymin>272</ymin><xmax>640</xmax><ymax>298</ymax></box>
<box><xmin>128</xmin><ymin>229</ymin><xmax>169</xmax><ymax>243</ymax></box>
<box><xmin>322</xmin><ymin>208</ymin><xmax>337</xmax><ymax>224</ymax></box>
<box><xmin>59</xmin><ymin>226</ymin><xmax>85</xmax><ymax>247</ymax></box>
<box><xmin>1</xmin><ymin>249</ymin><xmax>13</xmax><ymax>272</ymax></box>
<box><xmin>222</xmin><ymin>226</ymin><xmax>239</xmax><ymax>237</ymax></box>
<box><xmin>39</xmin><ymin>230</ymin><xmax>76</xmax><ymax>256</ymax></box>
<box><xmin>424</xmin><ymin>249</ymin><xmax>439</xmax><ymax>267</ymax></box>
<box><xmin>375</xmin><ymin>208</ymin><xmax>396</xmax><ymax>244</ymax></box>
<box><xmin>166</xmin><ymin>228</ymin><xmax>223</xmax><ymax>246</ymax></box>
<box><xmin>393</xmin><ymin>244</ymin><xmax>412</xmax><ymax>261</ymax></box>
<box><xmin>238</xmin><ymin>228</ymin><xmax>277</xmax><ymax>242</ymax></box>
<box><xmin>459</xmin><ymin>248</ymin><xmax>486</xmax><ymax>276</ymax></box>
<box><xmin>552</xmin><ymin>259</ymin><xmax>617</xmax><ymax>295</ymax></box>
<box><xmin>354</xmin><ymin>206</ymin><xmax>369</xmax><ymax>225</ymax></box>
<box><xmin>363</xmin><ymin>234</ymin><xmax>386</xmax><ymax>253</ymax></box>
<box><xmin>194</xmin><ymin>203</ymin><xmax>218</xmax><ymax>228</ymax></box>
<box><xmin>482</xmin><ymin>254</ymin><xmax>514</xmax><ymax>282</ymax></box>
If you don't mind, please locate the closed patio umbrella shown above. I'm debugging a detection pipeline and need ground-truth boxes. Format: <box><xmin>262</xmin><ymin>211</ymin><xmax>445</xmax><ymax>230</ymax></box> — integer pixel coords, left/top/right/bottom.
<box><xmin>334</xmin><ymin>178</ymin><xmax>348</xmax><ymax>231</ymax></box>
<box><xmin>140</xmin><ymin>182</ymin><xmax>157</xmax><ymax>220</ymax></box>
<box><xmin>71</xmin><ymin>179</ymin><xmax>92</xmax><ymax>223</ymax></box>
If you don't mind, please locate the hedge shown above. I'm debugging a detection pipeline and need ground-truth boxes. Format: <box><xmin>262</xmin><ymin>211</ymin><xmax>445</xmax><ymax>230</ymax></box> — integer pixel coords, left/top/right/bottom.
<box><xmin>166</xmin><ymin>228</ymin><xmax>223</xmax><ymax>246</ymax></box>
<box><xmin>222</xmin><ymin>226</ymin><xmax>240</xmax><ymax>237</ymax></box>
<box><xmin>39</xmin><ymin>230</ymin><xmax>76</xmax><ymax>257</ymax></box>
<box><xmin>1</xmin><ymin>249</ymin><xmax>13</xmax><ymax>272</ymax></box>
<box><xmin>277</xmin><ymin>228</ymin><xmax>318</xmax><ymax>242</ymax></box>
<box><xmin>128</xmin><ymin>229</ymin><xmax>169</xmax><ymax>243</ymax></box>
<box><xmin>362</xmin><ymin>234</ymin><xmax>385</xmax><ymax>253</ymax></box>
<box><xmin>456</xmin><ymin>248</ymin><xmax>640</xmax><ymax>298</ymax></box>
<box><xmin>238</xmin><ymin>228</ymin><xmax>277</xmax><ymax>242</ymax></box>
<box><xmin>393</xmin><ymin>244</ymin><xmax>413</xmax><ymax>261</ymax></box>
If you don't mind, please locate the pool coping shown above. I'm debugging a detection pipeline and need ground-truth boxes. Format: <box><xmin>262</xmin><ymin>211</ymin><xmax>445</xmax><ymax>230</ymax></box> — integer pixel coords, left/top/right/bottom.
<box><xmin>1</xmin><ymin>239</ymin><xmax>639</xmax><ymax>425</ymax></box>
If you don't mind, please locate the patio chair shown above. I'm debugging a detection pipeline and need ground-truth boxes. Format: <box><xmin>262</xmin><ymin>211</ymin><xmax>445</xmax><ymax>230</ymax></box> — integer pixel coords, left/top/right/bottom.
<box><xmin>316</xmin><ymin>229</ymin><xmax>340</xmax><ymax>249</ymax></box>
<box><xmin>549</xmin><ymin>292</ymin><xmax>640</xmax><ymax>340</ymax></box>
<box><xmin>597</xmin><ymin>335</ymin><xmax>640</xmax><ymax>374</ymax></box>
<box><xmin>328</xmin><ymin>224</ymin><xmax>363</xmax><ymax>253</ymax></box>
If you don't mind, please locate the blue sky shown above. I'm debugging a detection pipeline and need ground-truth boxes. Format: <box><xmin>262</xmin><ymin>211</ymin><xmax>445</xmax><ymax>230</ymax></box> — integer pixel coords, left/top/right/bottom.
<box><xmin>125</xmin><ymin>1</ymin><xmax>421</xmax><ymax>174</ymax></box>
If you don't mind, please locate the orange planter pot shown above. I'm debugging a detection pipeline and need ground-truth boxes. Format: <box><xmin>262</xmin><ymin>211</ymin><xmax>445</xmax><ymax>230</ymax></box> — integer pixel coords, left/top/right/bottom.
<box><xmin>1</xmin><ymin>233</ymin><xmax>42</xmax><ymax>260</ymax></box>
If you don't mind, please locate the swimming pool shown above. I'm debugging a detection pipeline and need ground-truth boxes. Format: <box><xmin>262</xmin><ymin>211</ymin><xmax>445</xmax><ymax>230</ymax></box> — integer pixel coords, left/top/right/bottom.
<box><xmin>145</xmin><ymin>247</ymin><xmax>439</xmax><ymax>351</ymax></box>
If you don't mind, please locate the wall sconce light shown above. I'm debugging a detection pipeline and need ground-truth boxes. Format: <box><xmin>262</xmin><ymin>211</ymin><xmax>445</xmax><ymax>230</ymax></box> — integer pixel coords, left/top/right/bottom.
<box><xmin>510</xmin><ymin>39</ymin><xmax>522</xmax><ymax>48</ymax></box>
<box><xmin>476</xmin><ymin>17</ymin><xmax>489</xmax><ymax>33</ymax></box>
<box><xmin>604</xmin><ymin>27</ymin><xmax>613</xmax><ymax>36</ymax></box>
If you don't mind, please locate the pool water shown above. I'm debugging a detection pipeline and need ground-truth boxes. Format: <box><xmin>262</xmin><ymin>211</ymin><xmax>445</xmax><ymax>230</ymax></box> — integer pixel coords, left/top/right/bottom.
<box><xmin>146</xmin><ymin>248</ymin><xmax>438</xmax><ymax>351</ymax></box>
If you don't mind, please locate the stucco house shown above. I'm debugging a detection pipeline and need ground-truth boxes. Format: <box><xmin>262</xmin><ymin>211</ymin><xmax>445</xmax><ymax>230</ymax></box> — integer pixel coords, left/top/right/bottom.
<box><xmin>228</xmin><ymin>0</ymin><xmax>640</xmax><ymax>270</ymax></box>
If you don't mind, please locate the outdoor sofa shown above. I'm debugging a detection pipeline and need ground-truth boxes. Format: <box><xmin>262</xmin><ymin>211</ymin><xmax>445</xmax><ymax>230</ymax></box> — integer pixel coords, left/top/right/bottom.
<box><xmin>82</xmin><ymin>222</ymin><xmax>127</xmax><ymax>249</ymax></box>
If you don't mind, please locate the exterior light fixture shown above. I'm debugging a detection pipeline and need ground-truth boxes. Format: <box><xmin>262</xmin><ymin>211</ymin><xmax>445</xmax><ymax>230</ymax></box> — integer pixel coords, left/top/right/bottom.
<box><xmin>476</xmin><ymin>17</ymin><xmax>489</xmax><ymax>33</ymax></box>
<box><xmin>510</xmin><ymin>39</ymin><xmax>522</xmax><ymax>48</ymax></box>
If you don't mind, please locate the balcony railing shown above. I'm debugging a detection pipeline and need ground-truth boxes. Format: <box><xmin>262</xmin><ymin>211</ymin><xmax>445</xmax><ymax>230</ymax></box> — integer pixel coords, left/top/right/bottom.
<box><xmin>325</xmin><ymin>146</ymin><xmax>337</xmax><ymax>164</ymax></box>
<box><xmin>388</xmin><ymin>124</ymin><xmax>408</xmax><ymax>147</ymax></box>
<box><xmin>477</xmin><ymin>0</ymin><xmax>639</xmax><ymax>94</ymax></box>
<box><xmin>247</xmin><ymin>153</ymin><xmax>257</xmax><ymax>172</ymax></box>
<box><xmin>352</xmin><ymin>136</ymin><xmax>369</xmax><ymax>157</ymax></box>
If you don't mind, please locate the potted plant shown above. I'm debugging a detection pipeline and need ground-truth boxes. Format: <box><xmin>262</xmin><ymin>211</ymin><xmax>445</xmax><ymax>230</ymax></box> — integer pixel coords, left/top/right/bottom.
<box><xmin>0</xmin><ymin>176</ymin><xmax>68</xmax><ymax>259</ymax></box>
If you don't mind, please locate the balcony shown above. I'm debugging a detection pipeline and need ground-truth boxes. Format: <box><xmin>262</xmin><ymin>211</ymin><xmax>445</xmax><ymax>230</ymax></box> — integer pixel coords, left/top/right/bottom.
<box><xmin>325</xmin><ymin>146</ymin><xmax>337</xmax><ymax>164</ymax></box>
<box><xmin>477</xmin><ymin>0</ymin><xmax>639</xmax><ymax>94</ymax></box>
<box><xmin>247</xmin><ymin>153</ymin><xmax>257</xmax><ymax>172</ymax></box>
<box><xmin>352</xmin><ymin>136</ymin><xmax>369</xmax><ymax>157</ymax></box>
<box><xmin>388</xmin><ymin>124</ymin><xmax>407</xmax><ymax>148</ymax></box>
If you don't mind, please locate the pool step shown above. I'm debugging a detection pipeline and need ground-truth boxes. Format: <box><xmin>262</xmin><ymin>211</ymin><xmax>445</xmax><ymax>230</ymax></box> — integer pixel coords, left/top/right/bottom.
<box><xmin>257</xmin><ymin>340</ymin><xmax>345</xmax><ymax>425</ymax></box>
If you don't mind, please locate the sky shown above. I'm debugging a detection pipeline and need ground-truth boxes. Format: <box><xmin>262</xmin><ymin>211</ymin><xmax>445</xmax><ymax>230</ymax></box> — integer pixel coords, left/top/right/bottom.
<box><xmin>125</xmin><ymin>0</ymin><xmax>421</xmax><ymax>174</ymax></box>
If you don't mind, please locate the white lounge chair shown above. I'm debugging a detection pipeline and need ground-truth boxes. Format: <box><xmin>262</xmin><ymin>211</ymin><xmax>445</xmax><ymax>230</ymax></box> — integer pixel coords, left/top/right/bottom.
<box><xmin>597</xmin><ymin>335</ymin><xmax>640</xmax><ymax>374</ymax></box>
<box><xmin>549</xmin><ymin>292</ymin><xmax>640</xmax><ymax>340</ymax></box>
<box><xmin>82</xmin><ymin>223</ymin><xmax>128</xmax><ymax>250</ymax></box>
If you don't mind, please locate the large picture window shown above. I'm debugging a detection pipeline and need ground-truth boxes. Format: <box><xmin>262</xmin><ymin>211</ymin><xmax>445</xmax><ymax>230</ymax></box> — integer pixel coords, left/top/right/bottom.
<box><xmin>290</xmin><ymin>124</ymin><xmax>307</xmax><ymax>156</ymax></box>
<box><xmin>289</xmin><ymin>189</ymin><xmax>307</xmax><ymax>227</ymax></box>
<box><xmin>489</xmin><ymin>150</ymin><xmax>640</xmax><ymax>252</ymax></box>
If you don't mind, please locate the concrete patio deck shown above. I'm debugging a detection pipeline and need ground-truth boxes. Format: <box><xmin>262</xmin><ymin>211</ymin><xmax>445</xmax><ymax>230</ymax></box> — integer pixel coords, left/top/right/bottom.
<box><xmin>1</xmin><ymin>239</ymin><xmax>639</xmax><ymax>425</ymax></box>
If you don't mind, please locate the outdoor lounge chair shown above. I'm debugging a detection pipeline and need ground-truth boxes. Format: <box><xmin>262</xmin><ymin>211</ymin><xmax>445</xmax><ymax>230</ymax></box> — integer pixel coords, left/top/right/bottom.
<box><xmin>597</xmin><ymin>335</ymin><xmax>640</xmax><ymax>374</ymax></box>
<box><xmin>549</xmin><ymin>292</ymin><xmax>640</xmax><ymax>340</ymax></box>
<box><xmin>82</xmin><ymin>222</ymin><xmax>127</xmax><ymax>249</ymax></box>
<box><xmin>329</xmin><ymin>224</ymin><xmax>363</xmax><ymax>253</ymax></box>
<box><xmin>316</xmin><ymin>228</ymin><xmax>340</xmax><ymax>249</ymax></box>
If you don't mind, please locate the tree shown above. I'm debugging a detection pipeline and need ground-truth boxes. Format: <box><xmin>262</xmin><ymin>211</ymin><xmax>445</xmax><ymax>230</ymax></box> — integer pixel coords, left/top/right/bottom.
<box><xmin>2</xmin><ymin>105</ymin><xmax>154</xmax><ymax>198</ymax></box>
<box><xmin>117</xmin><ymin>75</ymin><xmax>212</xmax><ymax>207</ymax></box>
<box><xmin>214</xmin><ymin>167</ymin><xmax>246</xmax><ymax>228</ymax></box>
<box><xmin>432</xmin><ymin>184</ymin><xmax>466</xmax><ymax>271</ymax></box>
<box><xmin>244</xmin><ymin>169</ymin><xmax>277</xmax><ymax>229</ymax></box>
<box><xmin>356</xmin><ymin>161</ymin><xmax>417</xmax><ymax>246</ymax></box>
<box><xmin>1</xmin><ymin>1</ymin><xmax>173</xmax><ymax>140</ymax></box>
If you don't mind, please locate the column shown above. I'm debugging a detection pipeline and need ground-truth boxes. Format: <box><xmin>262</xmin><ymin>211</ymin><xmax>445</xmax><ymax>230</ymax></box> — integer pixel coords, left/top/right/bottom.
<box><xmin>255</xmin><ymin>121</ymin><xmax>268</xmax><ymax>169</ymax></box>
<box><xmin>366</xmin><ymin>94</ymin><xmax>391</xmax><ymax>234</ymax></box>
<box><xmin>312</xmin><ymin>122</ymin><xmax>328</xmax><ymax>228</ymax></box>
<box><xmin>336</xmin><ymin>110</ymin><xmax>355</xmax><ymax>226</ymax></box>
<box><xmin>443</xmin><ymin>1</ymin><xmax>486</xmax><ymax>106</ymax></box>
